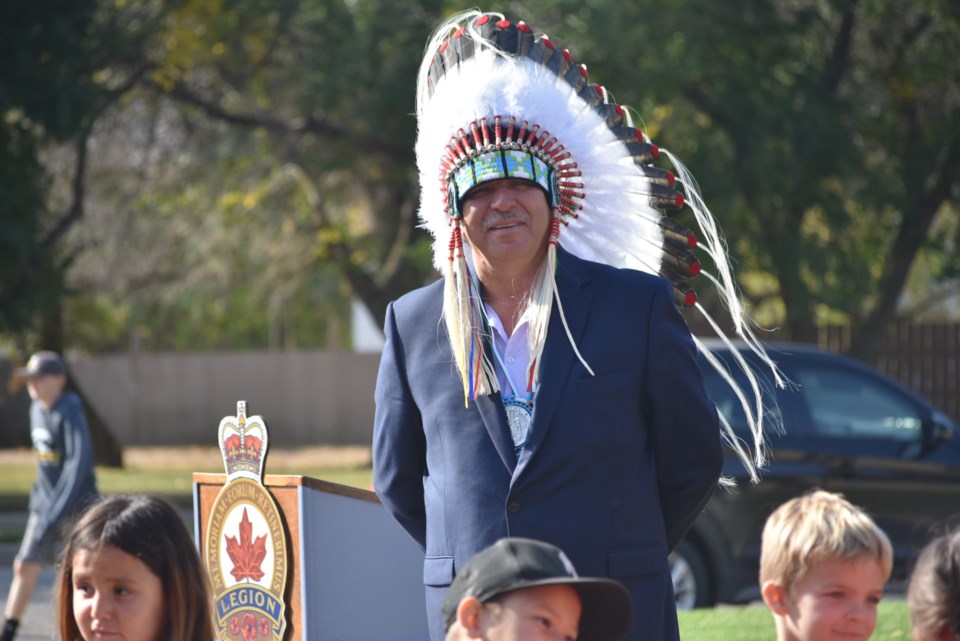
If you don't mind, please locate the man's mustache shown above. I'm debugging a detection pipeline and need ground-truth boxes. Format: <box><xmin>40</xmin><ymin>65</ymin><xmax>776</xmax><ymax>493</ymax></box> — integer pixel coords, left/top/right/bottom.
<box><xmin>481</xmin><ymin>210</ymin><xmax>529</xmax><ymax>231</ymax></box>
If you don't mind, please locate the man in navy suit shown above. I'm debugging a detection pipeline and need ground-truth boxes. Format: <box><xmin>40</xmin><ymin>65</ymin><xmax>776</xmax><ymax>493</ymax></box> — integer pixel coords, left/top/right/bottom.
<box><xmin>372</xmin><ymin>10</ymin><xmax>759</xmax><ymax>641</ymax></box>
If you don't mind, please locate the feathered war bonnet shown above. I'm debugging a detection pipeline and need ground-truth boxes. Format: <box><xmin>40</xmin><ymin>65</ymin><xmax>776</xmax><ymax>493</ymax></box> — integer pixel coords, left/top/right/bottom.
<box><xmin>415</xmin><ymin>9</ymin><xmax>784</xmax><ymax>481</ymax></box>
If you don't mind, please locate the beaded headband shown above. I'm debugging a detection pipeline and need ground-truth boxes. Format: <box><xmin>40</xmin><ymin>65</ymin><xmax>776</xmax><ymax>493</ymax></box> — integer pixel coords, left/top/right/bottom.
<box><xmin>446</xmin><ymin>127</ymin><xmax>559</xmax><ymax>218</ymax></box>
<box><xmin>415</xmin><ymin>10</ymin><xmax>784</xmax><ymax>481</ymax></box>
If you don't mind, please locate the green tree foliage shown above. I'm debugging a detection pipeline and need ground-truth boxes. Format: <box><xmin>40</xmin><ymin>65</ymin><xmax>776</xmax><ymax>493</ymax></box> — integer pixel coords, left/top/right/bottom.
<box><xmin>2</xmin><ymin>0</ymin><xmax>959</xmax><ymax>365</ymax></box>
<box><xmin>0</xmin><ymin>0</ymin><xmax>156</xmax><ymax>347</ymax></box>
<box><xmin>0</xmin><ymin>0</ymin><xmax>163</xmax><ymax>464</ymax></box>
<box><xmin>59</xmin><ymin>0</ymin><xmax>445</xmax><ymax>351</ymax></box>
<box><xmin>539</xmin><ymin>0</ymin><xmax>960</xmax><ymax>356</ymax></box>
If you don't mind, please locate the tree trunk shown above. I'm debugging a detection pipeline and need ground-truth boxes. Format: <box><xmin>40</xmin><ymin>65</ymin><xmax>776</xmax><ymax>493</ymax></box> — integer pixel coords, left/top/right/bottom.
<box><xmin>66</xmin><ymin>376</ymin><xmax>124</xmax><ymax>468</ymax></box>
<box><xmin>849</xmin><ymin>134</ymin><xmax>960</xmax><ymax>364</ymax></box>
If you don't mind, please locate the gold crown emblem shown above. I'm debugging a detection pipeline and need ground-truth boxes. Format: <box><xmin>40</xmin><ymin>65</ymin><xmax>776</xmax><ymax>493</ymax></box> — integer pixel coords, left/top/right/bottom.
<box><xmin>218</xmin><ymin>401</ymin><xmax>269</xmax><ymax>481</ymax></box>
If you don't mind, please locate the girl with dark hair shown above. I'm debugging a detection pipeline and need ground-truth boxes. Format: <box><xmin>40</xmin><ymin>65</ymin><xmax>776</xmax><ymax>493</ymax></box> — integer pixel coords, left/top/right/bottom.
<box><xmin>56</xmin><ymin>495</ymin><xmax>215</xmax><ymax>641</ymax></box>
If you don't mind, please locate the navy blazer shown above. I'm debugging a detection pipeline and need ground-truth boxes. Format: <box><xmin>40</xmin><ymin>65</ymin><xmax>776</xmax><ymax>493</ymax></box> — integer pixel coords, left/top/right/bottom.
<box><xmin>373</xmin><ymin>247</ymin><xmax>722</xmax><ymax>641</ymax></box>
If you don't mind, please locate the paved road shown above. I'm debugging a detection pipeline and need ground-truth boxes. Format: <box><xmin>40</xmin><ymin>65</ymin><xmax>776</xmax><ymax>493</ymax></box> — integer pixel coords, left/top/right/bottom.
<box><xmin>0</xmin><ymin>513</ymin><xmax>56</xmax><ymax>641</ymax></box>
<box><xmin>0</xmin><ymin>563</ymin><xmax>56</xmax><ymax>641</ymax></box>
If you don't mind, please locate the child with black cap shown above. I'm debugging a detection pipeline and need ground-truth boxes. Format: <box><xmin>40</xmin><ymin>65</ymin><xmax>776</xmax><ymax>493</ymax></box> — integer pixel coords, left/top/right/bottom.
<box><xmin>2</xmin><ymin>351</ymin><xmax>98</xmax><ymax>641</ymax></box>
<box><xmin>443</xmin><ymin>538</ymin><xmax>634</xmax><ymax>641</ymax></box>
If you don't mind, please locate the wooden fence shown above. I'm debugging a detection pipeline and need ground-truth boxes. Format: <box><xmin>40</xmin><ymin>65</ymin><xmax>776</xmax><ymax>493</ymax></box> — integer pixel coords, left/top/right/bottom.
<box><xmin>2</xmin><ymin>322</ymin><xmax>959</xmax><ymax>448</ymax></box>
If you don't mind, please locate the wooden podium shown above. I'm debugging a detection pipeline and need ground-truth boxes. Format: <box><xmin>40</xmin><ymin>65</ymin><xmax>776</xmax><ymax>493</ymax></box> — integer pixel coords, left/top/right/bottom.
<box><xmin>193</xmin><ymin>473</ymin><xmax>429</xmax><ymax>641</ymax></box>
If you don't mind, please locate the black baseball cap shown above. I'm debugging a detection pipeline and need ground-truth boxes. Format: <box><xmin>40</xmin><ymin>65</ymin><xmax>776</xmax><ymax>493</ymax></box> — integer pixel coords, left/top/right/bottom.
<box><xmin>441</xmin><ymin>538</ymin><xmax>634</xmax><ymax>641</ymax></box>
<box><xmin>15</xmin><ymin>351</ymin><xmax>66</xmax><ymax>378</ymax></box>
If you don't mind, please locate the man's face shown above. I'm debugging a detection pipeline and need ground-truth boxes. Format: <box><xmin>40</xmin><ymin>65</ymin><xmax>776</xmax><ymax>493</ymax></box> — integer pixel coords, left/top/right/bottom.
<box><xmin>460</xmin><ymin>179</ymin><xmax>551</xmax><ymax>278</ymax></box>
<box><xmin>480</xmin><ymin>584</ymin><xmax>581</xmax><ymax>641</ymax></box>
<box><xmin>777</xmin><ymin>556</ymin><xmax>886</xmax><ymax>641</ymax></box>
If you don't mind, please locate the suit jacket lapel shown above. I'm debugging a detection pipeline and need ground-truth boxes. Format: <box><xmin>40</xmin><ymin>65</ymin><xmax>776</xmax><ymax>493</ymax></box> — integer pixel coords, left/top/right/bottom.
<box><xmin>519</xmin><ymin>247</ymin><xmax>594</xmax><ymax>464</ymax></box>
<box><xmin>477</xmin><ymin>392</ymin><xmax>518</xmax><ymax>471</ymax></box>
<box><xmin>430</xmin><ymin>279</ymin><xmax>517</xmax><ymax>474</ymax></box>
<box><xmin>473</xmin><ymin>317</ymin><xmax>518</xmax><ymax>473</ymax></box>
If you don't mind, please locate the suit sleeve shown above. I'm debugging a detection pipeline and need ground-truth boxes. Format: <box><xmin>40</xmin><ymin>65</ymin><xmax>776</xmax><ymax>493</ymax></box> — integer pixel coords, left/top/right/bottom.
<box><xmin>643</xmin><ymin>278</ymin><xmax>724</xmax><ymax>551</ymax></box>
<box><xmin>372</xmin><ymin>301</ymin><xmax>428</xmax><ymax>550</ymax></box>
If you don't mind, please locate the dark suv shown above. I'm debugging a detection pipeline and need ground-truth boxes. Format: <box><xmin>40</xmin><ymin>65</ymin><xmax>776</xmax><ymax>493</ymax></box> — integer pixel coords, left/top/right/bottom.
<box><xmin>671</xmin><ymin>341</ymin><xmax>960</xmax><ymax>609</ymax></box>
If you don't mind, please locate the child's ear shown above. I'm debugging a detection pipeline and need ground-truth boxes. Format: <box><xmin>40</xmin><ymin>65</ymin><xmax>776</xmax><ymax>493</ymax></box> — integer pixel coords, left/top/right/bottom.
<box><xmin>761</xmin><ymin>580</ymin><xmax>790</xmax><ymax>615</ymax></box>
<box><xmin>457</xmin><ymin>597</ymin><xmax>485</xmax><ymax>639</ymax></box>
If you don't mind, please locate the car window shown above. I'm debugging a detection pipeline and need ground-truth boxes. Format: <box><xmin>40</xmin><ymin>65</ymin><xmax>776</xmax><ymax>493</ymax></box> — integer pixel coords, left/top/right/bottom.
<box><xmin>699</xmin><ymin>350</ymin><xmax>781</xmax><ymax>435</ymax></box>
<box><xmin>791</xmin><ymin>363</ymin><xmax>923</xmax><ymax>441</ymax></box>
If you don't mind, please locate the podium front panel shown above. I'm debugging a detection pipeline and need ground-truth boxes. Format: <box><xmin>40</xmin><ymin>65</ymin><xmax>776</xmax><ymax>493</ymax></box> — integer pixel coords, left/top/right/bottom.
<box><xmin>195</xmin><ymin>473</ymin><xmax>428</xmax><ymax>641</ymax></box>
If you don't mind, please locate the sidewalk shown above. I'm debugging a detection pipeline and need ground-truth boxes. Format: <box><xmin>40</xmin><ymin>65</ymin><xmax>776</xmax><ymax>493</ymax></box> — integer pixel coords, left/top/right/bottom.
<box><xmin>0</xmin><ymin>512</ymin><xmax>55</xmax><ymax>641</ymax></box>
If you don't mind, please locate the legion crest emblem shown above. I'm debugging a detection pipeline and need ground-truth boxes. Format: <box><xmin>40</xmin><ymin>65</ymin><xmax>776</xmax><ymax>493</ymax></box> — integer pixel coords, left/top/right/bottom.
<box><xmin>206</xmin><ymin>401</ymin><xmax>288</xmax><ymax>641</ymax></box>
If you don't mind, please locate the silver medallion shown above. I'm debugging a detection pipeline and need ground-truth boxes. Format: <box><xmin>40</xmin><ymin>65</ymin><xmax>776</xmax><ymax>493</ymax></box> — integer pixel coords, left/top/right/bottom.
<box><xmin>503</xmin><ymin>396</ymin><xmax>533</xmax><ymax>450</ymax></box>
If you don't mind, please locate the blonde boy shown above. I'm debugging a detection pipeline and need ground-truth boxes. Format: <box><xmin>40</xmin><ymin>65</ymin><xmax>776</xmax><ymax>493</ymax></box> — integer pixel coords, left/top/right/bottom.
<box><xmin>760</xmin><ymin>490</ymin><xmax>893</xmax><ymax>641</ymax></box>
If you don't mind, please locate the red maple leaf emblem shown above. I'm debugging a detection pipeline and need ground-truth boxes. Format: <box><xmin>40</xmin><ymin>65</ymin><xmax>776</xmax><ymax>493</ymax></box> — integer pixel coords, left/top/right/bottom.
<box><xmin>225</xmin><ymin>508</ymin><xmax>267</xmax><ymax>582</ymax></box>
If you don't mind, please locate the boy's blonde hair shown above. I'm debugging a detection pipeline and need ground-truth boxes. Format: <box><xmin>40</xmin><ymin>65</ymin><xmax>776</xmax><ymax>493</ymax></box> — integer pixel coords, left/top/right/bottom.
<box><xmin>760</xmin><ymin>490</ymin><xmax>893</xmax><ymax>592</ymax></box>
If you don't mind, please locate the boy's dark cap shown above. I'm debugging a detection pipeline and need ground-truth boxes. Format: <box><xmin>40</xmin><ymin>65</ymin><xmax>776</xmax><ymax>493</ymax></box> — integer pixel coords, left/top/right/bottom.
<box><xmin>441</xmin><ymin>538</ymin><xmax>634</xmax><ymax>641</ymax></box>
<box><xmin>15</xmin><ymin>351</ymin><xmax>66</xmax><ymax>378</ymax></box>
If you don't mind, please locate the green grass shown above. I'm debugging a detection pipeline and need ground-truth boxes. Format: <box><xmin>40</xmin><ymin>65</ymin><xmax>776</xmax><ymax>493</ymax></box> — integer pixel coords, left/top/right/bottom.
<box><xmin>678</xmin><ymin>600</ymin><xmax>911</xmax><ymax>641</ymax></box>
<box><xmin>0</xmin><ymin>446</ymin><xmax>375</xmax><ymax>537</ymax></box>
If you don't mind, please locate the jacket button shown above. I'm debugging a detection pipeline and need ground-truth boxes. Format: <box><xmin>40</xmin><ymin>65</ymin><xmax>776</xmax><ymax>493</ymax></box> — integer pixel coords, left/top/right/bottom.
<box><xmin>507</xmin><ymin>502</ymin><xmax>520</xmax><ymax>514</ymax></box>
